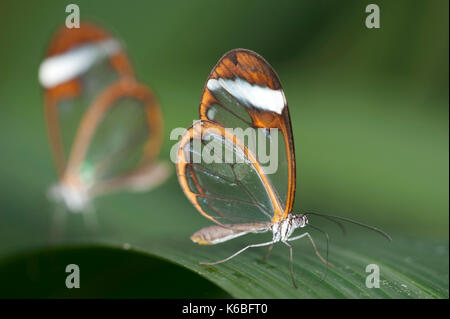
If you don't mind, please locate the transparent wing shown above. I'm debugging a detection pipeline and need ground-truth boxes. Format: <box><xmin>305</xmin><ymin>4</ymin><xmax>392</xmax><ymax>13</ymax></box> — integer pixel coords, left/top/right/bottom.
<box><xmin>198</xmin><ymin>49</ymin><xmax>296</xmax><ymax>221</ymax></box>
<box><xmin>63</xmin><ymin>79</ymin><xmax>164</xmax><ymax>196</ymax></box>
<box><xmin>40</xmin><ymin>22</ymin><xmax>134</xmax><ymax>176</ymax></box>
<box><xmin>176</xmin><ymin>120</ymin><xmax>284</xmax><ymax>225</ymax></box>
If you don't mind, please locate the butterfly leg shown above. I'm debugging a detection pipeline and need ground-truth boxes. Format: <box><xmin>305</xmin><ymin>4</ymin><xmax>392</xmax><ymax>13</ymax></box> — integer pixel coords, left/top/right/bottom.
<box><xmin>200</xmin><ymin>240</ymin><xmax>275</xmax><ymax>266</ymax></box>
<box><xmin>282</xmin><ymin>241</ymin><xmax>298</xmax><ymax>289</ymax></box>
<box><xmin>288</xmin><ymin>232</ymin><xmax>333</xmax><ymax>267</ymax></box>
<box><xmin>263</xmin><ymin>244</ymin><xmax>273</xmax><ymax>260</ymax></box>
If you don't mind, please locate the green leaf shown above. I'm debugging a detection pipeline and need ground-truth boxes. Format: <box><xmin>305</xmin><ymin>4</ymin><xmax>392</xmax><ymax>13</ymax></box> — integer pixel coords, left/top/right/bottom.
<box><xmin>152</xmin><ymin>235</ymin><xmax>449</xmax><ymax>298</ymax></box>
<box><xmin>0</xmin><ymin>231</ymin><xmax>447</xmax><ymax>298</ymax></box>
<box><xmin>0</xmin><ymin>245</ymin><xmax>231</xmax><ymax>298</ymax></box>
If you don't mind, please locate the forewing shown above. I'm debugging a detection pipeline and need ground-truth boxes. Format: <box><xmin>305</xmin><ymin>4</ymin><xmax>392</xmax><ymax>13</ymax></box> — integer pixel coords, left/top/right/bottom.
<box><xmin>40</xmin><ymin>22</ymin><xmax>134</xmax><ymax>176</ymax></box>
<box><xmin>176</xmin><ymin>120</ymin><xmax>284</xmax><ymax>225</ymax></box>
<box><xmin>199</xmin><ymin>49</ymin><xmax>296</xmax><ymax>220</ymax></box>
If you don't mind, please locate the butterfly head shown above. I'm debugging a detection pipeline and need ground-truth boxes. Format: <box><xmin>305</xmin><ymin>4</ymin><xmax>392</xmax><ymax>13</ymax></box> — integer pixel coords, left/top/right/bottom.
<box><xmin>292</xmin><ymin>214</ymin><xmax>308</xmax><ymax>228</ymax></box>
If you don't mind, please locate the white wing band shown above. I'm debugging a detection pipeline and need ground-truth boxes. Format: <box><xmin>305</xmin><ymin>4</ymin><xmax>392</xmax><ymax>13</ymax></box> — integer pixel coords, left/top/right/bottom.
<box><xmin>207</xmin><ymin>77</ymin><xmax>285</xmax><ymax>114</ymax></box>
<box><xmin>39</xmin><ymin>38</ymin><xmax>121</xmax><ymax>89</ymax></box>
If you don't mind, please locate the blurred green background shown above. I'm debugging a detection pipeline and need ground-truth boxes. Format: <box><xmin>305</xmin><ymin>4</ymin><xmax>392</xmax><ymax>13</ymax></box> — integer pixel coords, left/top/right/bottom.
<box><xmin>0</xmin><ymin>0</ymin><xmax>448</xmax><ymax>297</ymax></box>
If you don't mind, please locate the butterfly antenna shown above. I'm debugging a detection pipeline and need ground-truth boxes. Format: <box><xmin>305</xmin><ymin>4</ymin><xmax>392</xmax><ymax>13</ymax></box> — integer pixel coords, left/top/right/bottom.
<box><xmin>313</xmin><ymin>214</ymin><xmax>347</xmax><ymax>236</ymax></box>
<box><xmin>307</xmin><ymin>223</ymin><xmax>330</xmax><ymax>283</ymax></box>
<box><xmin>306</xmin><ymin>212</ymin><xmax>392</xmax><ymax>241</ymax></box>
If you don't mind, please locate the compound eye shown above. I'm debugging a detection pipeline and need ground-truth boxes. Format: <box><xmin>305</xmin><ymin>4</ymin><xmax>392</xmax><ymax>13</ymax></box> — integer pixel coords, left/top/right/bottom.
<box><xmin>303</xmin><ymin>215</ymin><xmax>309</xmax><ymax>225</ymax></box>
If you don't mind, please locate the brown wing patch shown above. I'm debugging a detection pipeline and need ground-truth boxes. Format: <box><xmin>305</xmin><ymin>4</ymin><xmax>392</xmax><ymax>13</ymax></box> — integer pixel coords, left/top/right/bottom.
<box><xmin>210</xmin><ymin>49</ymin><xmax>281</xmax><ymax>90</ymax></box>
<box><xmin>46</xmin><ymin>22</ymin><xmax>109</xmax><ymax>56</ymax></box>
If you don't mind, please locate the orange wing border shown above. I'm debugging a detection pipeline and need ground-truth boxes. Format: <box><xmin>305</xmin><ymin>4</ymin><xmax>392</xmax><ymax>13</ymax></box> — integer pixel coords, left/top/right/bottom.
<box><xmin>176</xmin><ymin>120</ymin><xmax>285</xmax><ymax>225</ymax></box>
<box><xmin>62</xmin><ymin>78</ymin><xmax>163</xmax><ymax>194</ymax></box>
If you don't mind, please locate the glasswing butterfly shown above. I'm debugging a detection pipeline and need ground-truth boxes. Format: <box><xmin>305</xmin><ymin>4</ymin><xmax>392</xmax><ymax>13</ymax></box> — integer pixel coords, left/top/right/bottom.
<box><xmin>40</xmin><ymin>22</ymin><xmax>169</xmax><ymax>217</ymax></box>
<box><xmin>176</xmin><ymin>49</ymin><xmax>391</xmax><ymax>288</ymax></box>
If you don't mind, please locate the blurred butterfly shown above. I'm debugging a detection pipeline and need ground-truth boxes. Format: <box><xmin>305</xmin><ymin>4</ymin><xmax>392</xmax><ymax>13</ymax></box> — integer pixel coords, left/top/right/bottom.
<box><xmin>176</xmin><ymin>49</ymin><xmax>391</xmax><ymax>288</ymax></box>
<box><xmin>39</xmin><ymin>22</ymin><xmax>169</xmax><ymax>218</ymax></box>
